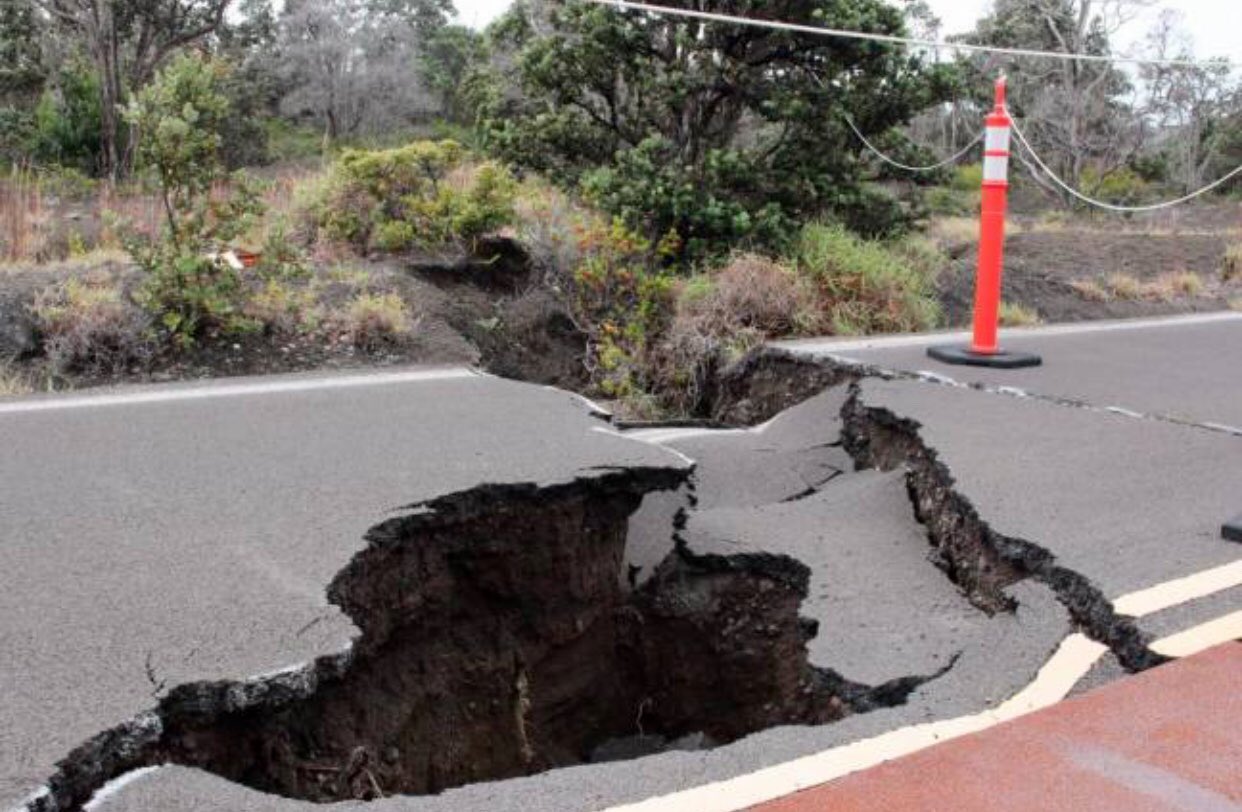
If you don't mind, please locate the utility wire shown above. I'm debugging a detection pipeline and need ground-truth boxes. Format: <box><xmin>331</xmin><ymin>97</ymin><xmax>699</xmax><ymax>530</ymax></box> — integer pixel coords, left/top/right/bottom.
<box><xmin>843</xmin><ymin>116</ymin><xmax>983</xmax><ymax>172</ymax></box>
<box><xmin>586</xmin><ymin>0</ymin><xmax>1233</xmax><ymax>70</ymax></box>
<box><xmin>1008</xmin><ymin>113</ymin><xmax>1242</xmax><ymax>212</ymax></box>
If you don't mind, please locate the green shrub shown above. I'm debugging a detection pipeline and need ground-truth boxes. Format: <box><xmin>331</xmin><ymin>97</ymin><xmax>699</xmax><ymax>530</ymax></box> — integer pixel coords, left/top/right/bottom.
<box><xmin>304</xmin><ymin>140</ymin><xmax>516</xmax><ymax>252</ymax></box>
<box><xmin>31</xmin><ymin>278</ymin><xmax>152</xmax><ymax>373</ymax></box>
<box><xmin>793</xmin><ymin>223</ymin><xmax>940</xmax><ymax>335</ymax></box>
<box><xmin>29</xmin><ymin>66</ymin><xmax>103</xmax><ymax>174</ymax></box>
<box><xmin>122</xmin><ymin>54</ymin><xmax>267</xmax><ymax>347</ymax></box>
<box><xmin>132</xmin><ymin>250</ymin><xmax>250</xmax><ymax>344</ymax></box>
<box><xmin>1082</xmin><ymin>167</ymin><xmax>1149</xmax><ymax>205</ymax></box>
<box><xmin>244</xmin><ymin>279</ymin><xmax>319</xmax><ymax>334</ymax></box>
<box><xmin>373</xmin><ymin>220</ymin><xmax>417</xmax><ymax>252</ymax></box>
<box><xmin>951</xmin><ymin>164</ymin><xmax>983</xmax><ymax>192</ymax></box>
<box><xmin>580</xmin><ymin>137</ymin><xmax>792</xmax><ymax>261</ymax></box>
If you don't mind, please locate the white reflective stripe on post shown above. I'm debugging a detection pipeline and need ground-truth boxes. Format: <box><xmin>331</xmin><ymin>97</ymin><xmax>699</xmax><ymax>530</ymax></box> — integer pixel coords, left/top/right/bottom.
<box><xmin>983</xmin><ymin>154</ymin><xmax>1009</xmax><ymax>182</ymax></box>
<box><xmin>985</xmin><ymin>126</ymin><xmax>1011</xmax><ymax>153</ymax></box>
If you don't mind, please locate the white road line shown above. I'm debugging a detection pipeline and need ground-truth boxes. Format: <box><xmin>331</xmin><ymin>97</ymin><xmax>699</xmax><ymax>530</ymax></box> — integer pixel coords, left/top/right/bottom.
<box><xmin>0</xmin><ymin>367</ymin><xmax>478</xmax><ymax>416</ymax></box>
<box><xmin>1113</xmin><ymin>560</ymin><xmax>1242</xmax><ymax>618</ymax></box>
<box><xmin>772</xmin><ymin>311</ymin><xmax>1242</xmax><ymax>355</ymax></box>
<box><xmin>82</xmin><ymin>766</ymin><xmax>162</xmax><ymax>811</ymax></box>
<box><xmin>1150</xmin><ymin>611</ymin><xmax>1242</xmax><ymax>658</ymax></box>
<box><xmin>600</xmin><ymin>561</ymin><xmax>1242</xmax><ymax>812</ymax></box>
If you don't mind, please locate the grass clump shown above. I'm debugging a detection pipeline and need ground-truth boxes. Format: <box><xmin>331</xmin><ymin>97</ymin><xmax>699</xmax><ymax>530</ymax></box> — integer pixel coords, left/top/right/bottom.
<box><xmin>31</xmin><ymin>277</ymin><xmax>151</xmax><ymax>373</ymax></box>
<box><xmin>1150</xmin><ymin>270</ymin><xmax>1203</xmax><ymax>299</ymax></box>
<box><xmin>1104</xmin><ymin>272</ymin><xmax>1142</xmax><ymax>300</ymax></box>
<box><xmin>1070</xmin><ymin>278</ymin><xmax>1111</xmax><ymax>302</ymax></box>
<box><xmin>1221</xmin><ymin>244</ymin><xmax>1242</xmax><ymax>283</ymax></box>
<box><xmin>0</xmin><ymin>364</ymin><xmax>33</xmax><ymax>396</ymax></box>
<box><xmin>336</xmin><ymin>292</ymin><xmax>414</xmax><ymax>350</ymax></box>
<box><xmin>998</xmin><ymin>301</ymin><xmax>1041</xmax><ymax>327</ymax></box>
<box><xmin>793</xmin><ymin>223</ymin><xmax>940</xmax><ymax>335</ymax></box>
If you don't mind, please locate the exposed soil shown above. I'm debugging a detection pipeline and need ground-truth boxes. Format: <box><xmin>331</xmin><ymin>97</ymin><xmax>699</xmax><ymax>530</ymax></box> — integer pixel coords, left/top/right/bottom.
<box><xmin>36</xmin><ymin>465</ymin><xmax>941</xmax><ymax>811</ymax></box>
<box><xmin>937</xmin><ymin>229</ymin><xmax>1242</xmax><ymax>326</ymax></box>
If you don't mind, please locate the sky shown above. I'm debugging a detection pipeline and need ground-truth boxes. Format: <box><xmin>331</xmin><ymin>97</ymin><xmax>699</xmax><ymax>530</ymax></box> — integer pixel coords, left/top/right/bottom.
<box><xmin>450</xmin><ymin>0</ymin><xmax>1242</xmax><ymax>64</ymax></box>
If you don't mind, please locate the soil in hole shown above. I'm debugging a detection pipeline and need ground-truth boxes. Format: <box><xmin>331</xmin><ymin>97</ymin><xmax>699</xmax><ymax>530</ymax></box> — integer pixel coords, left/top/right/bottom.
<box><xmin>149</xmin><ymin>475</ymin><xmax>846</xmax><ymax>804</ymax></box>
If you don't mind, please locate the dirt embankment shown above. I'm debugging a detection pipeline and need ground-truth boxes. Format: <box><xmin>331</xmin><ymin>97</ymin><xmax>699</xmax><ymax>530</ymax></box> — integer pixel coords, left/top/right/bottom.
<box><xmin>937</xmin><ymin>229</ymin><xmax>1241</xmax><ymax>325</ymax></box>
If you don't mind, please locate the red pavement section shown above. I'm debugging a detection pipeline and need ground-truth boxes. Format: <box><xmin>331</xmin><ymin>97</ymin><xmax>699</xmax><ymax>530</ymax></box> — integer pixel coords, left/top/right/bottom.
<box><xmin>755</xmin><ymin>643</ymin><xmax>1242</xmax><ymax>812</ymax></box>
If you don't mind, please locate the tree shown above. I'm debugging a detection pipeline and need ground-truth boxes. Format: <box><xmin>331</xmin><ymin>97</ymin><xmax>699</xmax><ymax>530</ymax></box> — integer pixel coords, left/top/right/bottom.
<box><xmin>35</xmin><ymin>0</ymin><xmax>234</xmax><ymax>178</ymax></box>
<box><xmin>480</xmin><ymin>0</ymin><xmax>956</xmax><ymax>258</ymax></box>
<box><xmin>1140</xmin><ymin>11</ymin><xmax>1238</xmax><ymax>192</ymax></box>
<box><xmin>276</xmin><ymin>0</ymin><xmax>443</xmax><ymax>142</ymax></box>
<box><xmin>124</xmin><ymin>52</ymin><xmax>231</xmax><ymax>242</ymax></box>
<box><xmin>122</xmin><ymin>53</ymin><xmax>264</xmax><ymax>343</ymax></box>
<box><xmin>959</xmin><ymin>0</ymin><xmax>1150</xmax><ymax>200</ymax></box>
<box><xmin>0</xmin><ymin>0</ymin><xmax>46</xmax><ymax>105</ymax></box>
<box><xmin>420</xmin><ymin>24</ymin><xmax>487</xmax><ymax>122</ymax></box>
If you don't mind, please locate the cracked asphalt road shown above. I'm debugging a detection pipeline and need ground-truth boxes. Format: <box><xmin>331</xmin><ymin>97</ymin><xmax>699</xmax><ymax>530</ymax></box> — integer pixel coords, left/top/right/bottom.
<box><xmin>4</xmin><ymin>312</ymin><xmax>1242</xmax><ymax>812</ymax></box>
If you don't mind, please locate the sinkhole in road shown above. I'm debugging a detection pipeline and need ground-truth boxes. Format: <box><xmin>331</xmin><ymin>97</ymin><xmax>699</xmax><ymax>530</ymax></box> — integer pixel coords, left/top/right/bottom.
<box><xmin>106</xmin><ymin>470</ymin><xmax>928</xmax><ymax>806</ymax></box>
<box><xmin>42</xmin><ymin>351</ymin><xmax>1163</xmax><ymax>812</ymax></box>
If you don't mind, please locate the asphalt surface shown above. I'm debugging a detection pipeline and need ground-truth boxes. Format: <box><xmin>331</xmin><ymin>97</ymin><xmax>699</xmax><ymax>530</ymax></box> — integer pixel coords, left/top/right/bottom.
<box><xmin>7</xmin><ymin>313</ymin><xmax>1242</xmax><ymax>812</ymax></box>
<box><xmin>0</xmin><ymin>369</ymin><xmax>688</xmax><ymax>811</ymax></box>
<box><xmin>854</xmin><ymin>377</ymin><xmax>1242</xmax><ymax>600</ymax></box>
<box><xmin>778</xmin><ymin>312</ymin><xmax>1242</xmax><ymax>431</ymax></box>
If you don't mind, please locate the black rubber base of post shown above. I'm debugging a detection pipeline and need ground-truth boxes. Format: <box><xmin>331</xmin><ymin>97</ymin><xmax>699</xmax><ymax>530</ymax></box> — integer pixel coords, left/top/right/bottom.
<box><xmin>926</xmin><ymin>344</ymin><xmax>1043</xmax><ymax>369</ymax></box>
<box><xmin>1224</xmin><ymin>516</ymin><xmax>1242</xmax><ymax>543</ymax></box>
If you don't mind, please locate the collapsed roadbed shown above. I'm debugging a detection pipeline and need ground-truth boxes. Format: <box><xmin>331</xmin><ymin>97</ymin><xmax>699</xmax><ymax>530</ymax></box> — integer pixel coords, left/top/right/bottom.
<box><xmin>32</xmin><ymin>461</ymin><xmax>942</xmax><ymax>811</ymax></box>
<box><xmin>24</xmin><ymin>347</ymin><xmax>1211</xmax><ymax>812</ymax></box>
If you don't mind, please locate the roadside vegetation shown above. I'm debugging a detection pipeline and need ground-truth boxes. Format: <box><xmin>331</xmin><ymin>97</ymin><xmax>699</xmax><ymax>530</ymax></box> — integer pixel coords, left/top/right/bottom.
<box><xmin>2</xmin><ymin>0</ymin><xmax>1242</xmax><ymax>416</ymax></box>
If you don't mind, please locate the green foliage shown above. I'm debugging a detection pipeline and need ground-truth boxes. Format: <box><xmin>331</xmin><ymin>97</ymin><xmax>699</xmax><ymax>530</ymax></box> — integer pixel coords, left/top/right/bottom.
<box><xmin>121</xmin><ymin>53</ymin><xmax>268</xmax><ymax>346</ymax></box>
<box><xmin>125</xmin><ymin>53</ymin><xmax>232</xmax><ymax>243</ymax></box>
<box><xmin>563</xmin><ymin>218</ymin><xmax>677</xmax><ymax>399</ymax></box>
<box><xmin>1081</xmin><ymin>166</ymin><xmax>1149</xmax><ymax>205</ymax></box>
<box><xmin>793</xmin><ymin>223</ymin><xmax>940</xmax><ymax>335</ymax></box>
<box><xmin>305</xmin><ymin>140</ymin><xmax>517</xmax><ymax>251</ymax></box>
<box><xmin>0</xmin><ymin>107</ymin><xmax>35</xmax><ymax>164</ymax></box>
<box><xmin>581</xmin><ymin>138</ymin><xmax>790</xmax><ymax>260</ymax></box>
<box><xmin>29</xmin><ymin>67</ymin><xmax>103</xmax><ymax>174</ymax></box>
<box><xmin>420</xmin><ymin>25</ymin><xmax>488</xmax><ymax>122</ymax></box>
<box><xmin>374</xmin><ymin>220</ymin><xmax>417</xmax><ymax>252</ymax></box>
<box><xmin>0</xmin><ymin>0</ymin><xmax>44</xmax><ymax>102</ymax></box>
<box><xmin>265</xmin><ymin>119</ymin><xmax>326</xmax><ymax>163</ymax></box>
<box><xmin>481</xmin><ymin>0</ymin><xmax>956</xmax><ymax>259</ymax></box>
<box><xmin>951</xmin><ymin>164</ymin><xmax>984</xmax><ymax>192</ymax></box>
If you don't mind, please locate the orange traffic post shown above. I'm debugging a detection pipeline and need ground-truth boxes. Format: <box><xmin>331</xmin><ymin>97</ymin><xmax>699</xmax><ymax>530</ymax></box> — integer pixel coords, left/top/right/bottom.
<box><xmin>928</xmin><ymin>77</ymin><xmax>1041</xmax><ymax>369</ymax></box>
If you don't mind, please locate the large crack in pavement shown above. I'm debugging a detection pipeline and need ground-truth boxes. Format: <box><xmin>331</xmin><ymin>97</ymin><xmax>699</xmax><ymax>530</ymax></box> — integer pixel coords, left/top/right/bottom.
<box><xmin>24</xmin><ymin>347</ymin><xmax>1214</xmax><ymax>811</ymax></box>
<box><xmin>27</xmin><ymin>457</ymin><xmax>955</xmax><ymax>811</ymax></box>
<box><xmin>840</xmin><ymin>384</ymin><xmax>1166</xmax><ymax>672</ymax></box>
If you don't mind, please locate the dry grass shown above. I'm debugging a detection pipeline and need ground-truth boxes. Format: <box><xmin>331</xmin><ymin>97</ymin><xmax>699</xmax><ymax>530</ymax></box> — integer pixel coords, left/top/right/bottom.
<box><xmin>1146</xmin><ymin>270</ymin><xmax>1204</xmax><ymax>300</ymax></box>
<box><xmin>1222</xmin><ymin>244</ymin><xmax>1242</xmax><ymax>283</ymax></box>
<box><xmin>244</xmin><ymin>279</ymin><xmax>320</xmax><ymax>334</ymax></box>
<box><xmin>1230</xmin><ymin>297</ymin><xmax>1242</xmax><ymax>312</ymax></box>
<box><xmin>0</xmin><ymin>164</ymin><xmax>46</xmax><ymax>262</ymax></box>
<box><xmin>998</xmin><ymin>302</ymin><xmax>1041</xmax><ymax>327</ymax></box>
<box><xmin>927</xmin><ymin>217</ymin><xmax>979</xmax><ymax>246</ymax></box>
<box><xmin>677</xmin><ymin>254</ymin><xmax>815</xmax><ymax>337</ymax></box>
<box><xmin>1104</xmin><ymin>272</ymin><xmax>1143</xmax><ymax>300</ymax></box>
<box><xmin>1069</xmin><ymin>279</ymin><xmax>1111</xmax><ymax>302</ymax></box>
<box><xmin>0</xmin><ymin>364</ymin><xmax>33</xmax><ymax>397</ymax></box>
<box><xmin>31</xmin><ymin>278</ymin><xmax>152</xmax><ymax>373</ymax></box>
<box><xmin>336</xmin><ymin>292</ymin><xmax>415</xmax><ymax>350</ymax></box>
